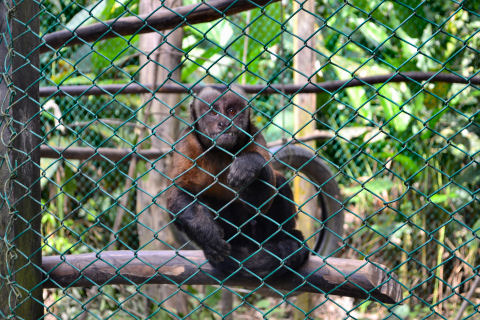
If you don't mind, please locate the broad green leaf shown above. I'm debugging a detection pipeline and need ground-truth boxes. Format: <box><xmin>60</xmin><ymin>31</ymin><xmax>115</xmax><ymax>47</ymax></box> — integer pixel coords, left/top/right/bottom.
<box><xmin>357</xmin><ymin>20</ymin><xmax>392</xmax><ymax>50</ymax></box>
<box><xmin>346</xmin><ymin>86</ymin><xmax>371</xmax><ymax>118</ymax></box>
<box><xmin>91</xmin><ymin>35</ymin><xmax>138</xmax><ymax>72</ymax></box>
<box><xmin>65</xmin><ymin>0</ymin><xmax>115</xmax><ymax>30</ymax></box>
<box><xmin>182</xmin><ymin>45</ymin><xmax>222</xmax><ymax>82</ymax></box>
<box><xmin>378</xmin><ymin>85</ymin><xmax>411</xmax><ymax>132</ymax></box>
<box><xmin>375</xmin><ymin>151</ymin><xmax>421</xmax><ymax>176</ymax></box>
<box><xmin>430</xmin><ymin>192</ymin><xmax>457</xmax><ymax>204</ymax></box>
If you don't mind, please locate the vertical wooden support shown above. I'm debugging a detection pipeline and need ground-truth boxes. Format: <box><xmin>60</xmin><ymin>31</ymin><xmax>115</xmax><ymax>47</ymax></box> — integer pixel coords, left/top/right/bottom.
<box><xmin>293</xmin><ymin>0</ymin><xmax>318</xmax><ymax>246</ymax></box>
<box><xmin>136</xmin><ymin>0</ymin><xmax>187</xmax><ymax>314</ymax></box>
<box><xmin>0</xmin><ymin>1</ymin><xmax>11</xmax><ymax>317</ymax></box>
<box><xmin>9</xmin><ymin>0</ymin><xmax>42</xmax><ymax>319</ymax></box>
<box><xmin>292</xmin><ymin>0</ymin><xmax>317</xmax><ymax>317</ymax></box>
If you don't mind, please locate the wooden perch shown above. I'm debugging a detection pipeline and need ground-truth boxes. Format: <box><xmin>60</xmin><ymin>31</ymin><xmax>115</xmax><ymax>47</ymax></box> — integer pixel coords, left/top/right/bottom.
<box><xmin>42</xmin><ymin>250</ymin><xmax>402</xmax><ymax>304</ymax></box>
<box><xmin>40</xmin><ymin>0</ymin><xmax>279</xmax><ymax>53</ymax></box>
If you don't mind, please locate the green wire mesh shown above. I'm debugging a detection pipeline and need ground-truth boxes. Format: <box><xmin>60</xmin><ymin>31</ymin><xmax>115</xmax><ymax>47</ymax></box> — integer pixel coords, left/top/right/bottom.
<box><xmin>1</xmin><ymin>0</ymin><xmax>479</xmax><ymax>319</ymax></box>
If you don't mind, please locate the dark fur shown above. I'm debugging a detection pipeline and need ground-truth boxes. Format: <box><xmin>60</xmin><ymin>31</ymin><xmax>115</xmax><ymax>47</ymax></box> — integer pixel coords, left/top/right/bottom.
<box><xmin>167</xmin><ymin>87</ymin><xmax>308</xmax><ymax>278</ymax></box>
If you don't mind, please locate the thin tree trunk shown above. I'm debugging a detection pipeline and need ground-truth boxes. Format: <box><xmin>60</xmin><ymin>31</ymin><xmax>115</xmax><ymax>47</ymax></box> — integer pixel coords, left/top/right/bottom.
<box><xmin>137</xmin><ymin>0</ymin><xmax>188</xmax><ymax>316</ymax></box>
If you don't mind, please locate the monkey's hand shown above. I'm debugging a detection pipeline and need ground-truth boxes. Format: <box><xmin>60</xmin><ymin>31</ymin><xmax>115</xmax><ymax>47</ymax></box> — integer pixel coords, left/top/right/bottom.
<box><xmin>169</xmin><ymin>190</ymin><xmax>231</xmax><ymax>263</ymax></box>
<box><xmin>203</xmin><ymin>236</ymin><xmax>231</xmax><ymax>264</ymax></box>
<box><xmin>227</xmin><ymin>152</ymin><xmax>266</xmax><ymax>190</ymax></box>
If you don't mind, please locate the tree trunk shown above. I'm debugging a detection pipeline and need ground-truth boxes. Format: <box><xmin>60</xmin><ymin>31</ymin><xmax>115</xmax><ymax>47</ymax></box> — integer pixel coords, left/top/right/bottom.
<box><xmin>137</xmin><ymin>0</ymin><xmax>188</xmax><ymax>315</ymax></box>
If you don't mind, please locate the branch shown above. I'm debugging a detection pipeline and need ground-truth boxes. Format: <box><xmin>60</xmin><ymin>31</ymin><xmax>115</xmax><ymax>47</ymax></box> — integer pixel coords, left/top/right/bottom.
<box><xmin>453</xmin><ymin>275</ymin><xmax>480</xmax><ymax>320</ymax></box>
<box><xmin>39</xmin><ymin>72</ymin><xmax>480</xmax><ymax>97</ymax></box>
<box><xmin>42</xmin><ymin>250</ymin><xmax>403</xmax><ymax>304</ymax></box>
<box><xmin>40</xmin><ymin>0</ymin><xmax>279</xmax><ymax>53</ymax></box>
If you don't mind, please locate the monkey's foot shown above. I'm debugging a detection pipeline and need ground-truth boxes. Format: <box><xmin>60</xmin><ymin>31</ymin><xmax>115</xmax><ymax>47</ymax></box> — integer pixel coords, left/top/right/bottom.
<box><xmin>204</xmin><ymin>240</ymin><xmax>231</xmax><ymax>263</ymax></box>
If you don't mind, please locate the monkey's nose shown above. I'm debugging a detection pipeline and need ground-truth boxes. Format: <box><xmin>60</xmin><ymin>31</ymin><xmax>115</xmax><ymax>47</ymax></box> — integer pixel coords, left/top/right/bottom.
<box><xmin>218</xmin><ymin>121</ymin><xmax>228</xmax><ymax>130</ymax></box>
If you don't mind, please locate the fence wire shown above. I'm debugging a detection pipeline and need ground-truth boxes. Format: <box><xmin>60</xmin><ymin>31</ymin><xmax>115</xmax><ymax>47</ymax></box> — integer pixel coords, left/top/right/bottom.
<box><xmin>1</xmin><ymin>0</ymin><xmax>479</xmax><ymax>319</ymax></box>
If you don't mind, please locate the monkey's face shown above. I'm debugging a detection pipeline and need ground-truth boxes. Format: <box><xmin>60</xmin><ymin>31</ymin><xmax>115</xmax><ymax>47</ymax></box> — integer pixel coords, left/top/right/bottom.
<box><xmin>192</xmin><ymin>88</ymin><xmax>250</xmax><ymax>150</ymax></box>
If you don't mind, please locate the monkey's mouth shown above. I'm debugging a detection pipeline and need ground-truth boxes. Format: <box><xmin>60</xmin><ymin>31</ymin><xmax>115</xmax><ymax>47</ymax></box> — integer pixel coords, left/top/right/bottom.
<box><xmin>212</xmin><ymin>132</ymin><xmax>237</xmax><ymax>147</ymax></box>
<box><xmin>214</xmin><ymin>132</ymin><xmax>234</xmax><ymax>137</ymax></box>
<box><xmin>210</xmin><ymin>130</ymin><xmax>234</xmax><ymax>138</ymax></box>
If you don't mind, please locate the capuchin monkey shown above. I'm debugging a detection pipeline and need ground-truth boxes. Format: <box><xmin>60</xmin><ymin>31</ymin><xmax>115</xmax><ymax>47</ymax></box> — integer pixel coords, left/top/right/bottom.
<box><xmin>167</xmin><ymin>86</ymin><xmax>308</xmax><ymax>278</ymax></box>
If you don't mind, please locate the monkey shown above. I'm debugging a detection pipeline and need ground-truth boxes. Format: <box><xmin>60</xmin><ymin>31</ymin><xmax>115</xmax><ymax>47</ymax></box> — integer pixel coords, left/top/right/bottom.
<box><xmin>166</xmin><ymin>86</ymin><xmax>309</xmax><ymax>278</ymax></box>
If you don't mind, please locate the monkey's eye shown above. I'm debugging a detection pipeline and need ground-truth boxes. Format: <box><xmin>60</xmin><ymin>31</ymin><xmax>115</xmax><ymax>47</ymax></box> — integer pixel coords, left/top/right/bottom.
<box><xmin>226</xmin><ymin>107</ymin><xmax>236</xmax><ymax>117</ymax></box>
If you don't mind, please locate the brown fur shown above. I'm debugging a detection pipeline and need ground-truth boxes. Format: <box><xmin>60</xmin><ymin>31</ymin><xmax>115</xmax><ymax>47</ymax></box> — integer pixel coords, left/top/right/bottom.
<box><xmin>170</xmin><ymin>128</ymin><xmax>276</xmax><ymax>203</ymax></box>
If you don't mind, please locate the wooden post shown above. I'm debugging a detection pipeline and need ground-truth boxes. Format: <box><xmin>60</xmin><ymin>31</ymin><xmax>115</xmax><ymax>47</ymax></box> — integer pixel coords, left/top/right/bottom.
<box><xmin>136</xmin><ymin>0</ymin><xmax>187</xmax><ymax>314</ymax></box>
<box><xmin>292</xmin><ymin>0</ymin><xmax>317</xmax><ymax>316</ymax></box>
<box><xmin>9</xmin><ymin>0</ymin><xmax>43</xmax><ymax>319</ymax></box>
<box><xmin>0</xmin><ymin>1</ymin><xmax>11</xmax><ymax>317</ymax></box>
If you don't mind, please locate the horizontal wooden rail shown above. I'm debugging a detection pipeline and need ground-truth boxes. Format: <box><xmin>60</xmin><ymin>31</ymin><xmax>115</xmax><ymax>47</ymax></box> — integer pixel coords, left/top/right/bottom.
<box><xmin>39</xmin><ymin>72</ymin><xmax>480</xmax><ymax>97</ymax></box>
<box><xmin>38</xmin><ymin>130</ymin><xmax>342</xmax><ymax>161</ymax></box>
<box><xmin>42</xmin><ymin>250</ymin><xmax>402</xmax><ymax>304</ymax></box>
<box><xmin>40</xmin><ymin>145</ymin><xmax>168</xmax><ymax>162</ymax></box>
<box><xmin>40</xmin><ymin>0</ymin><xmax>278</xmax><ymax>53</ymax></box>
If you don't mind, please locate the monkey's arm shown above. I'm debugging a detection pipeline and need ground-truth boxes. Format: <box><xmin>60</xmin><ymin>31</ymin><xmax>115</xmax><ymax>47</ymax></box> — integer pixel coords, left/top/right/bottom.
<box><xmin>227</xmin><ymin>151</ymin><xmax>273</xmax><ymax>188</ymax></box>
<box><xmin>226</xmin><ymin>128</ymin><xmax>275</xmax><ymax>186</ymax></box>
<box><xmin>227</xmin><ymin>151</ymin><xmax>276</xmax><ymax>211</ymax></box>
<box><xmin>167</xmin><ymin>187</ymin><xmax>231</xmax><ymax>263</ymax></box>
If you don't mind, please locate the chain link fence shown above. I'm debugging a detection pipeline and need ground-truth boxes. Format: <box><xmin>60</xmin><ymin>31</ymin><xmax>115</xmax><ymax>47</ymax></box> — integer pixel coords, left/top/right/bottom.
<box><xmin>1</xmin><ymin>0</ymin><xmax>479</xmax><ymax>319</ymax></box>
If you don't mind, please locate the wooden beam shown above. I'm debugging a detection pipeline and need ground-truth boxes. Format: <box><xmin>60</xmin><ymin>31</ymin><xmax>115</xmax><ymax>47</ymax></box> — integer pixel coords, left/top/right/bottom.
<box><xmin>42</xmin><ymin>250</ymin><xmax>403</xmax><ymax>304</ymax></box>
<box><xmin>9</xmin><ymin>0</ymin><xmax>43</xmax><ymax>318</ymax></box>
<box><xmin>40</xmin><ymin>0</ymin><xmax>279</xmax><ymax>53</ymax></box>
<box><xmin>0</xmin><ymin>1</ymin><xmax>11</xmax><ymax>317</ymax></box>
<box><xmin>292</xmin><ymin>0</ymin><xmax>318</xmax><ymax>314</ymax></box>
<box><xmin>134</xmin><ymin>0</ymin><xmax>189</xmax><ymax>312</ymax></box>
<box><xmin>38</xmin><ymin>72</ymin><xmax>480</xmax><ymax>97</ymax></box>
<box><xmin>40</xmin><ymin>146</ymin><xmax>169</xmax><ymax>162</ymax></box>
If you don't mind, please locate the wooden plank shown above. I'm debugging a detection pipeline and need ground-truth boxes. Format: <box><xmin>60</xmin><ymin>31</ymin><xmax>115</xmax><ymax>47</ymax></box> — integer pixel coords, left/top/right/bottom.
<box><xmin>9</xmin><ymin>0</ymin><xmax>43</xmax><ymax>319</ymax></box>
<box><xmin>40</xmin><ymin>0</ymin><xmax>280</xmax><ymax>53</ymax></box>
<box><xmin>42</xmin><ymin>250</ymin><xmax>403</xmax><ymax>304</ymax></box>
